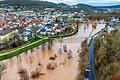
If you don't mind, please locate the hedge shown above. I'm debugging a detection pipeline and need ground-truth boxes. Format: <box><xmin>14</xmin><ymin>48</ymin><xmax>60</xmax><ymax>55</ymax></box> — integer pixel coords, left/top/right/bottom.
<box><xmin>0</xmin><ymin>37</ymin><xmax>48</xmax><ymax>61</ymax></box>
<box><xmin>51</xmin><ymin>28</ymin><xmax>78</xmax><ymax>38</ymax></box>
<box><xmin>0</xmin><ymin>28</ymin><xmax>78</xmax><ymax>61</ymax></box>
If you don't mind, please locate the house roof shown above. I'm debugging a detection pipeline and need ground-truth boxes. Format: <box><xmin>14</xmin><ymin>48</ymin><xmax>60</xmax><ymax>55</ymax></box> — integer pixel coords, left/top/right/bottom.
<box><xmin>40</xmin><ymin>28</ymin><xmax>46</xmax><ymax>32</ymax></box>
<box><xmin>45</xmin><ymin>24</ymin><xmax>53</xmax><ymax>27</ymax></box>
<box><xmin>0</xmin><ymin>20</ymin><xmax>5</xmax><ymax>26</ymax></box>
<box><xmin>45</xmin><ymin>25</ymin><xmax>52</xmax><ymax>29</ymax></box>
<box><xmin>0</xmin><ymin>29</ymin><xmax>12</xmax><ymax>36</ymax></box>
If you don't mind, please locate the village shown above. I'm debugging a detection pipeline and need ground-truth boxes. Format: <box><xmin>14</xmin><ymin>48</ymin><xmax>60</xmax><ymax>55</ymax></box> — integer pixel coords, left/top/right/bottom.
<box><xmin>0</xmin><ymin>1</ymin><xmax>120</xmax><ymax>79</ymax></box>
<box><xmin>0</xmin><ymin>7</ymin><xmax>83</xmax><ymax>51</ymax></box>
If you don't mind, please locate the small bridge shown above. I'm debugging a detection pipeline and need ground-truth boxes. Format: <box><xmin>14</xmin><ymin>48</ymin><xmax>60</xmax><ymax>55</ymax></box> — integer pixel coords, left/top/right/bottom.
<box><xmin>55</xmin><ymin>37</ymin><xmax>87</xmax><ymax>43</ymax></box>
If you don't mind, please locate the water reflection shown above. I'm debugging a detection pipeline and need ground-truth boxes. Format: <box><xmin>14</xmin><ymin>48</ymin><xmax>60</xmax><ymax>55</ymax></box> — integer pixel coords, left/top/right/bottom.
<box><xmin>1</xmin><ymin>23</ymin><xmax>105</xmax><ymax>80</ymax></box>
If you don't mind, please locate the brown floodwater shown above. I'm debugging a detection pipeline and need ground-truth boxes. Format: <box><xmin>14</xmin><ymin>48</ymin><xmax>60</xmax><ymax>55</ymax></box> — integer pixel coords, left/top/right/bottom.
<box><xmin>1</xmin><ymin>23</ymin><xmax>105</xmax><ymax>80</ymax></box>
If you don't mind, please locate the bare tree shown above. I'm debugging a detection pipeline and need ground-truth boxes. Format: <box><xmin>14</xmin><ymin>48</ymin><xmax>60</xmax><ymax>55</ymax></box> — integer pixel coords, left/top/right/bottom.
<box><xmin>31</xmin><ymin>65</ymin><xmax>44</xmax><ymax>79</ymax></box>
<box><xmin>0</xmin><ymin>63</ymin><xmax>6</xmax><ymax>80</ymax></box>
<box><xmin>41</xmin><ymin>43</ymin><xmax>46</xmax><ymax>51</ymax></box>
<box><xmin>18</xmin><ymin>69</ymin><xmax>29</xmax><ymax>80</ymax></box>
<box><xmin>47</xmin><ymin>37</ymin><xmax>54</xmax><ymax>50</ymax></box>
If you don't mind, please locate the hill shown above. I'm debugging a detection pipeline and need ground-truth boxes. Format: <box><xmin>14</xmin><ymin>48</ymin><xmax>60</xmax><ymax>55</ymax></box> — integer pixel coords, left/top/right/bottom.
<box><xmin>73</xmin><ymin>3</ymin><xmax>98</xmax><ymax>11</ymax></box>
<box><xmin>0</xmin><ymin>0</ymin><xmax>99</xmax><ymax>12</ymax></box>
<box><xmin>3</xmin><ymin>0</ymin><xmax>58</xmax><ymax>8</ymax></box>
<box><xmin>96</xmin><ymin>5</ymin><xmax>120</xmax><ymax>8</ymax></box>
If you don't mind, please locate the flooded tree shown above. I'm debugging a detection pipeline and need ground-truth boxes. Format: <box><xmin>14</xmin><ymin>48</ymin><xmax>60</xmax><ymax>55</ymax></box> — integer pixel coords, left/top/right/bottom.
<box><xmin>41</xmin><ymin>43</ymin><xmax>46</xmax><ymax>51</ymax></box>
<box><xmin>31</xmin><ymin>49</ymin><xmax>34</xmax><ymax>54</ymax></box>
<box><xmin>31</xmin><ymin>71</ymin><xmax>39</xmax><ymax>79</ymax></box>
<box><xmin>25</xmin><ymin>51</ymin><xmax>28</xmax><ymax>56</ymax></box>
<box><xmin>18</xmin><ymin>69</ymin><xmax>29</xmax><ymax>80</ymax></box>
<box><xmin>58</xmin><ymin>48</ymin><xmax>62</xmax><ymax>55</ymax></box>
<box><xmin>67</xmin><ymin>50</ymin><xmax>72</xmax><ymax>59</ymax></box>
<box><xmin>29</xmin><ymin>55</ymin><xmax>33</xmax><ymax>64</ymax></box>
<box><xmin>47</xmin><ymin>37</ymin><xmax>54</xmax><ymax>50</ymax></box>
<box><xmin>88</xmin><ymin>22</ymin><xmax>97</xmax><ymax>38</ymax></box>
<box><xmin>77</xmin><ymin>39</ymin><xmax>89</xmax><ymax>80</ymax></box>
<box><xmin>16</xmin><ymin>55</ymin><xmax>22</xmax><ymax>63</ymax></box>
<box><xmin>0</xmin><ymin>63</ymin><xmax>6</xmax><ymax>80</ymax></box>
<box><xmin>63</xmin><ymin>44</ymin><xmax>67</xmax><ymax>52</ymax></box>
<box><xmin>47</xmin><ymin>62</ymin><xmax>57</xmax><ymax>70</ymax></box>
<box><xmin>36</xmin><ymin>46</ymin><xmax>40</xmax><ymax>53</ymax></box>
<box><xmin>31</xmin><ymin>65</ymin><xmax>44</xmax><ymax>79</ymax></box>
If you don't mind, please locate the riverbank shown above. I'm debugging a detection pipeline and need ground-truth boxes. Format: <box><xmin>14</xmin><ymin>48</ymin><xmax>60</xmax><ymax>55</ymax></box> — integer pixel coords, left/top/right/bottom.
<box><xmin>51</xmin><ymin>28</ymin><xmax>78</xmax><ymax>38</ymax></box>
<box><xmin>0</xmin><ymin>23</ymin><xmax>106</xmax><ymax>80</ymax></box>
<box><xmin>0</xmin><ymin>28</ymin><xmax>78</xmax><ymax>61</ymax></box>
<box><xmin>94</xmin><ymin>28</ymin><xmax>120</xmax><ymax>80</ymax></box>
<box><xmin>77</xmin><ymin>23</ymin><xmax>106</xmax><ymax>80</ymax></box>
<box><xmin>0</xmin><ymin>37</ymin><xmax>47</xmax><ymax>61</ymax></box>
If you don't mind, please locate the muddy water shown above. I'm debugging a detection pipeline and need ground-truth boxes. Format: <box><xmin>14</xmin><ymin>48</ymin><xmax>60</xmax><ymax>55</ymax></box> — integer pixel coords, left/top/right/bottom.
<box><xmin>1</xmin><ymin>23</ymin><xmax>105</xmax><ymax>80</ymax></box>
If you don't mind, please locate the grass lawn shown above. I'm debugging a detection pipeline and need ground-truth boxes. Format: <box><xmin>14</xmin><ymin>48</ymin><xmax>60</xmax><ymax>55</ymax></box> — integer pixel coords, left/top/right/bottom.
<box><xmin>0</xmin><ymin>28</ymin><xmax>78</xmax><ymax>61</ymax></box>
<box><xmin>0</xmin><ymin>37</ymin><xmax>43</xmax><ymax>54</ymax></box>
<box><xmin>0</xmin><ymin>36</ymin><xmax>48</xmax><ymax>61</ymax></box>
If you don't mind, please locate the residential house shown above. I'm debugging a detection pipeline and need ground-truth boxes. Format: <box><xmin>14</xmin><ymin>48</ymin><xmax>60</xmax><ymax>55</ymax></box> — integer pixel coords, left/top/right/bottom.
<box><xmin>71</xmin><ymin>14</ymin><xmax>83</xmax><ymax>21</ymax></box>
<box><xmin>40</xmin><ymin>28</ymin><xmax>47</xmax><ymax>35</ymax></box>
<box><xmin>22</xmin><ymin>28</ymin><xmax>33</xmax><ymax>41</ymax></box>
<box><xmin>0</xmin><ymin>29</ymin><xmax>16</xmax><ymax>44</ymax></box>
<box><xmin>45</xmin><ymin>24</ymin><xmax>53</xmax><ymax>32</ymax></box>
<box><xmin>107</xmin><ymin>18</ymin><xmax>120</xmax><ymax>33</ymax></box>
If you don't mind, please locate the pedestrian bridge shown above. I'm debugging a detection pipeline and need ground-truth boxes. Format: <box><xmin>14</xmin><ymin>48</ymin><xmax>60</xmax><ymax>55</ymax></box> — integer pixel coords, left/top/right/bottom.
<box><xmin>55</xmin><ymin>37</ymin><xmax>87</xmax><ymax>43</ymax></box>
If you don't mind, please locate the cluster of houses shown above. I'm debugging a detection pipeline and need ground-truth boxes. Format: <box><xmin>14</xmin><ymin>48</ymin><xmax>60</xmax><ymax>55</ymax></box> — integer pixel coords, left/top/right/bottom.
<box><xmin>107</xmin><ymin>17</ymin><xmax>120</xmax><ymax>33</ymax></box>
<box><xmin>0</xmin><ymin>8</ymin><xmax>83</xmax><ymax>49</ymax></box>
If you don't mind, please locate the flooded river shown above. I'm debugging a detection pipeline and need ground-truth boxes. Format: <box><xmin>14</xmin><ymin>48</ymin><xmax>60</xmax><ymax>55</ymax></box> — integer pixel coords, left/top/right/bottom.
<box><xmin>1</xmin><ymin>23</ymin><xmax>105</xmax><ymax>80</ymax></box>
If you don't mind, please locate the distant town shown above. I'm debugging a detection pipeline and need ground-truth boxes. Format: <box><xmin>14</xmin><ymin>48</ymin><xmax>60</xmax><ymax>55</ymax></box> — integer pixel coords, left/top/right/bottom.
<box><xmin>0</xmin><ymin>1</ymin><xmax>120</xmax><ymax>80</ymax></box>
